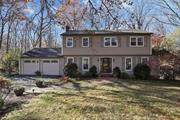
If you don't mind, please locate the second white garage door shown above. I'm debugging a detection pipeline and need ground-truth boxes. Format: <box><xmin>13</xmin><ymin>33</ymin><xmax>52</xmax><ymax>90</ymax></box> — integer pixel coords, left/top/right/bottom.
<box><xmin>42</xmin><ymin>59</ymin><xmax>60</xmax><ymax>75</ymax></box>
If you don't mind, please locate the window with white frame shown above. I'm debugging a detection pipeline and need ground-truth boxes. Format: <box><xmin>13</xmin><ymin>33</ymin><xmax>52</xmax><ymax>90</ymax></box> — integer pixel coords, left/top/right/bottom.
<box><xmin>66</xmin><ymin>37</ymin><xmax>73</xmax><ymax>47</ymax></box>
<box><xmin>82</xmin><ymin>37</ymin><xmax>89</xmax><ymax>47</ymax></box>
<box><xmin>82</xmin><ymin>57</ymin><xmax>89</xmax><ymax>71</ymax></box>
<box><xmin>125</xmin><ymin>57</ymin><xmax>132</xmax><ymax>71</ymax></box>
<box><xmin>66</xmin><ymin>57</ymin><xmax>74</xmax><ymax>64</ymax></box>
<box><xmin>141</xmin><ymin>57</ymin><xmax>149</xmax><ymax>64</ymax></box>
<box><xmin>24</xmin><ymin>60</ymin><xmax>31</xmax><ymax>63</ymax></box>
<box><xmin>51</xmin><ymin>60</ymin><xmax>58</xmax><ymax>63</ymax></box>
<box><xmin>104</xmin><ymin>37</ymin><xmax>118</xmax><ymax>47</ymax></box>
<box><xmin>130</xmin><ymin>36</ymin><xmax>144</xmax><ymax>47</ymax></box>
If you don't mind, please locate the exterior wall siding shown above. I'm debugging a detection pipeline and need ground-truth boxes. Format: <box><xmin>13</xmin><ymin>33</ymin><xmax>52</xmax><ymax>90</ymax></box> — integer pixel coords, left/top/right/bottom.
<box><xmin>63</xmin><ymin>35</ymin><xmax>151</xmax><ymax>56</ymax></box>
<box><xmin>63</xmin><ymin>55</ymin><xmax>158</xmax><ymax>75</ymax></box>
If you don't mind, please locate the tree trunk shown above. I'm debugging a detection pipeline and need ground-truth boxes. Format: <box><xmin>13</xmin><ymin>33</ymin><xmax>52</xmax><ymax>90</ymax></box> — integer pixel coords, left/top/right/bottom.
<box><xmin>6</xmin><ymin>23</ymin><xmax>11</xmax><ymax>53</ymax></box>
<box><xmin>0</xmin><ymin>22</ymin><xmax>5</xmax><ymax>49</ymax></box>
<box><xmin>39</xmin><ymin>0</ymin><xmax>44</xmax><ymax>48</ymax></box>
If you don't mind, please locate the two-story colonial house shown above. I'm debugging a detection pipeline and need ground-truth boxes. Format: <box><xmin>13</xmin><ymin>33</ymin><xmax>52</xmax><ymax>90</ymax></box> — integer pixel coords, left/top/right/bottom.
<box><xmin>19</xmin><ymin>30</ymin><xmax>157</xmax><ymax>76</ymax></box>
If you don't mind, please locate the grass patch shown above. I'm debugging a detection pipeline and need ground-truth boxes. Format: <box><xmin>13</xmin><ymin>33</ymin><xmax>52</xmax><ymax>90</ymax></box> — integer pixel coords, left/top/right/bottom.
<box><xmin>1</xmin><ymin>79</ymin><xmax>180</xmax><ymax>120</ymax></box>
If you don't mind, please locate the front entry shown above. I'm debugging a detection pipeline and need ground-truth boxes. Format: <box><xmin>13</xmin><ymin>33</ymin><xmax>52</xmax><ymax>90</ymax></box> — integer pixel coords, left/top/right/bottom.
<box><xmin>100</xmin><ymin>58</ymin><xmax>112</xmax><ymax>73</ymax></box>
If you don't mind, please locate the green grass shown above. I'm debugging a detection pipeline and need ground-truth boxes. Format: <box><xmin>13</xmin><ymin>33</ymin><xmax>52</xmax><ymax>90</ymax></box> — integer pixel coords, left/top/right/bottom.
<box><xmin>2</xmin><ymin>79</ymin><xmax>180</xmax><ymax>120</ymax></box>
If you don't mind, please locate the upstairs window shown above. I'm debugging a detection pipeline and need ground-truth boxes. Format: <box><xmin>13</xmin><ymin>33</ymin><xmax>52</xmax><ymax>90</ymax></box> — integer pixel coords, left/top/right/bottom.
<box><xmin>104</xmin><ymin>37</ymin><xmax>118</xmax><ymax>47</ymax></box>
<box><xmin>82</xmin><ymin>37</ymin><xmax>89</xmax><ymax>47</ymax></box>
<box><xmin>66</xmin><ymin>37</ymin><xmax>73</xmax><ymax>47</ymax></box>
<box><xmin>130</xmin><ymin>36</ymin><xmax>144</xmax><ymax>47</ymax></box>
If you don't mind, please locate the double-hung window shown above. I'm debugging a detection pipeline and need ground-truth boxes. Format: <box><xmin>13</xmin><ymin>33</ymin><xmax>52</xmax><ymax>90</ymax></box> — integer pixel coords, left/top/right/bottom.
<box><xmin>82</xmin><ymin>57</ymin><xmax>89</xmax><ymax>71</ymax></box>
<box><xmin>82</xmin><ymin>37</ymin><xmax>89</xmax><ymax>47</ymax></box>
<box><xmin>66</xmin><ymin>37</ymin><xmax>73</xmax><ymax>47</ymax></box>
<box><xmin>141</xmin><ymin>57</ymin><xmax>149</xmax><ymax>64</ymax></box>
<box><xmin>104</xmin><ymin>37</ymin><xmax>118</xmax><ymax>47</ymax></box>
<box><xmin>125</xmin><ymin>57</ymin><xmax>132</xmax><ymax>71</ymax></box>
<box><xmin>66</xmin><ymin>57</ymin><xmax>74</xmax><ymax>64</ymax></box>
<box><xmin>130</xmin><ymin>36</ymin><xmax>144</xmax><ymax>47</ymax></box>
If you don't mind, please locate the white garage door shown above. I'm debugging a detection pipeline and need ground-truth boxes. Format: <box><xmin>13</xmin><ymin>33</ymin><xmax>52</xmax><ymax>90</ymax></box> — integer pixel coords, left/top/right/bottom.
<box><xmin>23</xmin><ymin>60</ymin><xmax>39</xmax><ymax>75</ymax></box>
<box><xmin>42</xmin><ymin>59</ymin><xmax>59</xmax><ymax>75</ymax></box>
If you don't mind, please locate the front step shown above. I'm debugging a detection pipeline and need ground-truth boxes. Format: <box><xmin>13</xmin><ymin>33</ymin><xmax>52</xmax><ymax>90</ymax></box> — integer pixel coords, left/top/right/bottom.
<box><xmin>99</xmin><ymin>73</ymin><xmax>113</xmax><ymax>77</ymax></box>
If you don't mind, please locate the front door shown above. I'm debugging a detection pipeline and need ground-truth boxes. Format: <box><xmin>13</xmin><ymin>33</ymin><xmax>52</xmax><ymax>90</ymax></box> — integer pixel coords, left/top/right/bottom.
<box><xmin>100</xmin><ymin>58</ymin><xmax>112</xmax><ymax>73</ymax></box>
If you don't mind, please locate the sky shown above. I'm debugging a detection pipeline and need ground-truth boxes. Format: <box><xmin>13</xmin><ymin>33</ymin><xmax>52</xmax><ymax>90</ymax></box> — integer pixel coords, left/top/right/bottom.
<box><xmin>22</xmin><ymin>0</ymin><xmax>179</xmax><ymax>34</ymax></box>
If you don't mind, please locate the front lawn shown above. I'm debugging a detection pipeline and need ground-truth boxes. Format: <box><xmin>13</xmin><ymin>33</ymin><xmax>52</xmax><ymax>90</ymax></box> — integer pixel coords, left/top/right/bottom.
<box><xmin>1</xmin><ymin>79</ymin><xmax>180</xmax><ymax>120</ymax></box>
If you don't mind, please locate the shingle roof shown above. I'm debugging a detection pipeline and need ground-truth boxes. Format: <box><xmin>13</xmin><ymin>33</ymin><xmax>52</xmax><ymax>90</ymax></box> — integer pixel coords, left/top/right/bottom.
<box><xmin>21</xmin><ymin>48</ymin><xmax>62</xmax><ymax>58</ymax></box>
<box><xmin>61</xmin><ymin>29</ymin><xmax>153</xmax><ymax>36</ymax></box>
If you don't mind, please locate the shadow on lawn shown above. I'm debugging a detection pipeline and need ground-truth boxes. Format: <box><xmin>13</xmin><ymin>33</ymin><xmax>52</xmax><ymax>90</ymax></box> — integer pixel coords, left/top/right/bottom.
<box><xmin>57</xmin><ymin>79</ymin><xmax>180</xmax><ymax>119</ymax></box>
<box><xmin>101</xmin><ymin>79</ymin><xmax>180</xmax><ymax>119</ymax></box>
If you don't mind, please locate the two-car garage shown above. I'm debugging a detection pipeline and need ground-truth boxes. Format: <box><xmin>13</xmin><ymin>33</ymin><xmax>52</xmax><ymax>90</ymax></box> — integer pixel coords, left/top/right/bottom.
<box><xmin>19</xmin><ymin>48</ymin><xmax>63</xmax><ymax>76</ymax></box>
<box><xmin>22</xmin><ymin>59</ymin><xmax>61</xmax><ymax>75</ymax></box>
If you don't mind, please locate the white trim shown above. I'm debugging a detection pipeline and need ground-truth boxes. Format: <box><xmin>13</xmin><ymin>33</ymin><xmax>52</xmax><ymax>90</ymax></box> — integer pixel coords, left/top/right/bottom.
<box><xmin>82</xmin><ymin>57</ymin><xmax>90</xmax><ymax>71</ymax></box>
<box><xmin>19</xmin><ymin>59</ymin><xmax>21</xmax><ymax>74</ymax></box>
<box><xmin>150</xmin><ymin>36</ymin><xmax>152</xmax><ymax>55</ymax></box>
<box><xmin>141</xmin><ymin>57</ymin><xmax>149</xmax><ymax>63</ymax></box>
<box><xmin>104</xmin><ymin>37</ymin><xmax>118</xmax><ymax>47</ymax></box>
<box><xmin>61</xmin><ymin>35</ymin><xmax>64</xmax><ymax>55</ymax></box>
<box><xmin>66</xmin><ymin>57</ymin><xmax>74</xmax><ymax>64</ymax></box>
<box><xmin>130</xmin><ymin>36</ymin><xmax>144</xmax><ymax>47</ymax></box>
<box><xmin>82</xmin><ymin>37</ymin><xmax>89</xmax><ymax>47</ymax></box>
<box><xmin>99</xmin><ymin>57</ymin><xmax>113</xmax><ymax>74</ymax></box>
<box><xmin>125</xmin><ymin>57</ymin><xmax>133</xmax><ymax>71</ymax></box>
<box><xmin>66</xmin><ymin>37</ymin><xmax>73</xmax><ymax>48</ymax></box>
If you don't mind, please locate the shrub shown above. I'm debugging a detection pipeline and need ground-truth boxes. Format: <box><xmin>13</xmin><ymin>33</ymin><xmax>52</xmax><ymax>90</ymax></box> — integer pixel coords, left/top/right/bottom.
<box><xmin>0</xmin><ymin>77</ymin><xmax>11</xmax><ymax>109</ymax></box>
<box><xmin>1</xmin><ymin>49</ymin><xmax>21</xmax><ymax>74</ymax></box>
<box><xmin>113</xmin><ymin>67</ymin><xmax>121</xmax><ymax>78</ymax></box>
<box><xmin>14</xmin><ymin>87</ymin><xmax>25</xmax><ymax>96</ymax></box>
<box><xmin>36</xmin><ymin>80</ymin><xmax>44</xmax><ymax>88</ymax></box>
<box><xmin>82</xmin><ymin>72</ymin><xmax>93</xmax><ymax>78</ymax></box>
<box><xmin>160</xmin><ymin>65</ymin><xmax>175</xmax><ymax>80</ymax></box>
<box><xmin>89</xmin><ymin>66</ymin><xmax>98</xmax><ymax>78</ymax></box>
<box><xmin>64</xmin><ymin>63</ymin><xmax>78</xmax><ymax>78</ymax></box>
<box><xmin>76</xmin><ymin>71</ymin><xmax>82</xmax><ymax>80</ymax></box>
<box><xmin>0</xmin><ymin>98</ymin><xmax>4</xmax><ymax>109</ymax></box>
<box><xmin>133</xmin><ymin>63</ymin><xmax>151</xmax><ymax>80</ymax></box>
<box><xmin>35</xmin><ymin>70</ymin><xmax>42</xmax><ymax>76</ymax></box>
<box><xmin>121</xmin><ymin>72</ymin><xmax>130</xmax><ymax>79</ymax></box>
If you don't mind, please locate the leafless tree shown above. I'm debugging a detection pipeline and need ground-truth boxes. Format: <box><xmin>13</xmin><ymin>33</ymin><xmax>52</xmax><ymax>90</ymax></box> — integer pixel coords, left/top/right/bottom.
<box><xmin>154</xmin><ymin>0</ymin><xmax>180</xmax><ymax>26</ymax></box>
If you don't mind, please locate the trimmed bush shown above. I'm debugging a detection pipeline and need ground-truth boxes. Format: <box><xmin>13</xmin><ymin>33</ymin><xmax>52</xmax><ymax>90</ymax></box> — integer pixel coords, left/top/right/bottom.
<box><xmin>35</xmin><ymin>70</ymin><xmax>42</xmax><ymax>76</ymax></box>
<box><xmin>121</xmin><ymin>72</ymin><xmax>130</xmax><ymax>79</ymax></box>
<box><xmin>14</xmin><ymin>87</ymin><xmax>25</xmax><ymax>96</ymax></box>
<box><xmin>82</xmin><ymin>72</ymin><xmax>93</xmax><ymax>78</ymax></box>
<box><xmin>160</xmin><ymin>65</ymin><xmax>175</xmax><ymax>80</ymax></box>
<box><xmin>36</xmin><ymin>80</ymin><xmax>44</xmax><ymax>88</ymax></box>
<box><xmin>0</xmin><ymin>98</ymin><xmax>4</xmax><ymax>109</ymax></box>
<box><xmin>64</xmin><ymin>63</ymin><xmax>78</xmax><ymax>78</ymax></box>
<box><xmin>113</xmin><ymin>67</ymin><xmax>121</xmax><ymax>78</ymax></box>
<box><xmin>89</xmin><ymin>66</ymin><xmax>98</xmax><ymax>78</ymax></box>
<box><xmin>133</xmin><ymin>63</ymin><xmax>151</xmax><ymax>80</ymax></box>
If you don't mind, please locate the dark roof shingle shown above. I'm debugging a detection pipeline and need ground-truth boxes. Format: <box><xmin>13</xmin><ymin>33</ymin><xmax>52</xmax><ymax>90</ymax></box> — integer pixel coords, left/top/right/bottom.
<box><xmin>61</xmin><ymin>29</ymin><xmax>153</xmax><ymax>36</ymax></box>
<box><xmin>21</xmin><ymin>48</ymin><xmax>62</xmax><ymax>58</ymax></box>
